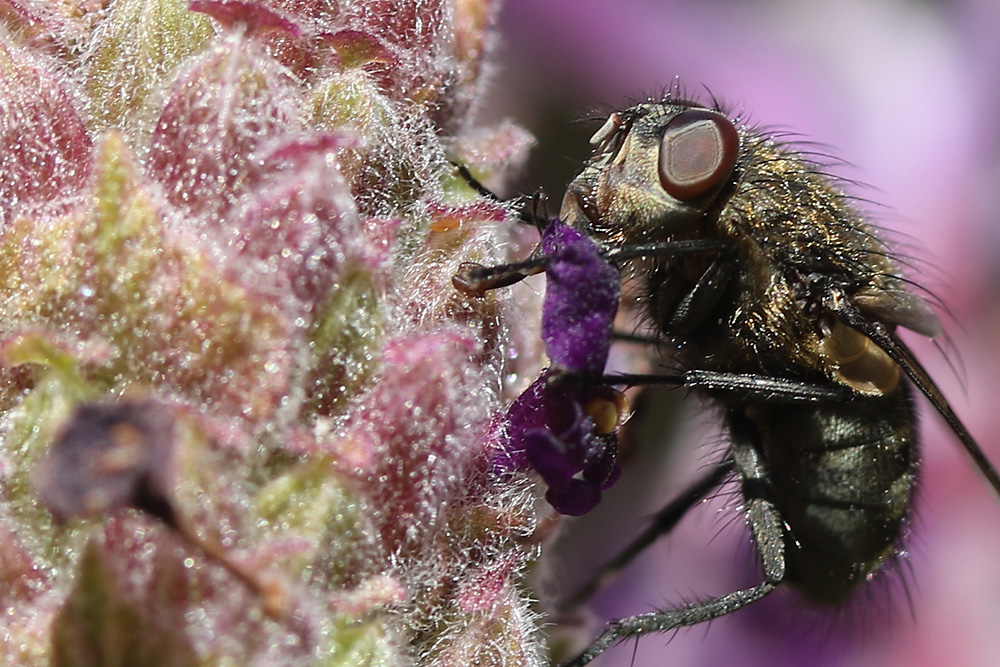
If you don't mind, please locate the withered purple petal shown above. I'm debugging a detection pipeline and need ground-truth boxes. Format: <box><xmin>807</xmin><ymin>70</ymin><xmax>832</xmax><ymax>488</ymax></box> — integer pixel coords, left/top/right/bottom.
<box><xmin>33</xmin><ymin>401</ymin><xmax>178</xmax><ymax>525</ymax></box>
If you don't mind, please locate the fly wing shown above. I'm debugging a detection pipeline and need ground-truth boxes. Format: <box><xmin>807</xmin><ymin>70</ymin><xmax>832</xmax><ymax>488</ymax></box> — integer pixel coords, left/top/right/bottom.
<box><xmin>851</xmin><ymin>286</ymin><xmax>942</xmax><ymax>338</ymax></box>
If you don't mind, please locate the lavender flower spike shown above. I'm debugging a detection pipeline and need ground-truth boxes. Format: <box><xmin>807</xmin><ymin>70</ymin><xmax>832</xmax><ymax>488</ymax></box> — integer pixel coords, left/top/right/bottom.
<box><xmin>1</xmin><ymin>2</ymin><xmax>551</xmax><ymax>664</ymax></box>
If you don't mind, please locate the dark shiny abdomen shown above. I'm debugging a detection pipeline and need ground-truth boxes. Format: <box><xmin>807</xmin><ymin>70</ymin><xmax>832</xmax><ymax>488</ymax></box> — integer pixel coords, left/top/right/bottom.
<box><xmin>735</xmin><ymin>385</ymin><xmax>917</xmax><ymax>603</ymax></box>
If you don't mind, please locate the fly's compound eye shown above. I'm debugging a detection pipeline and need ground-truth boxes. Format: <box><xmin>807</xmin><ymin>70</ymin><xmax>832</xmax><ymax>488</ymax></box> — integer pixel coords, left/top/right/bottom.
<box><xmin>658</xmin><ymin>109</ymin><xmax>739</xmax><ymax>201</ymax></box>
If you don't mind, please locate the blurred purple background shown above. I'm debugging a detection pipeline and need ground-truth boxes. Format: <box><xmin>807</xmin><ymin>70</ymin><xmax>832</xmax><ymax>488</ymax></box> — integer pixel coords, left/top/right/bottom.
<box><xmin>481</xmin><ymin>1</ymin><xmax>1000</xmax><ymax>665</ymax></box>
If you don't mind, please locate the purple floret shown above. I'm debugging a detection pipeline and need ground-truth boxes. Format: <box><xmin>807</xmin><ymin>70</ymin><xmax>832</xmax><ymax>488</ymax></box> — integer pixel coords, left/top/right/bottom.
<box><xmin>540</xmin><ymin>221</ymin><xmax>620</xmax><ymax>374</ymax></box>
<box><xmin>495</xmin><ymin>220</ymin><xmax>624</xmax><ymax>515</ymax></box>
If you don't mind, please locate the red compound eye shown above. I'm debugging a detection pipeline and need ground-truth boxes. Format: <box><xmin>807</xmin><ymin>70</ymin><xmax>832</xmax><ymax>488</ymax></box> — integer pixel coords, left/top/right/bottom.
<box><xmin>658</xmin><ymin>110</ymin><xmax>739</xmax><ymax>201</ymax></box>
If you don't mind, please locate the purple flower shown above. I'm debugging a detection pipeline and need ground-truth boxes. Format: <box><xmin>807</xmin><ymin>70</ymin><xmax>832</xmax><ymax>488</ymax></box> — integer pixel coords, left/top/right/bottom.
<box><xmin>497</xmin><ymin>220</ymin><xmax>625</xmax><ymax>515</ymax></box>
<box><xmin>539</xmin><ymin>220</ymin><xmax>620</xmax><ymax>373</ymax></box>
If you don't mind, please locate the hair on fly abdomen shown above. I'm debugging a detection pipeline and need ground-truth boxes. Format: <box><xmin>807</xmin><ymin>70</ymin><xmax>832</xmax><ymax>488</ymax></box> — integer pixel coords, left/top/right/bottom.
<box><xmin>451</xmin><ymin>90</ymin><xmax>1000</xmax><ymax>666</ymax></box>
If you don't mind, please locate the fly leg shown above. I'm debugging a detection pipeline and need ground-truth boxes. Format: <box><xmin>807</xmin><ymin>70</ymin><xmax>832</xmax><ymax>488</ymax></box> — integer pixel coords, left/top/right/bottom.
<box><xmin>559</xmin><ymin>457</ymin><xmax>735</xmax><ymax>610</ymax></box>
<box><xmin>560</xmin><ymin>411</ymin><xmax>787</xmax><ymax>666</ymax></box>
<box><xmin>454</xmin><ymin>238</ymin><xmax>729</xmax><ymax>296</ymax></box>
<box><xmin>604</xmin><ymin>369</ymin><xmax>854</xmax><ymax>403</ymax></box>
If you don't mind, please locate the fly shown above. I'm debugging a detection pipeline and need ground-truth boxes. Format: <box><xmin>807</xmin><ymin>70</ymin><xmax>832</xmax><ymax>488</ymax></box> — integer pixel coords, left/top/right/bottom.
<box><xmin>454</xmin><ymin>92</ymin><xmax>1000</xmax><ymax>666</ymax></box>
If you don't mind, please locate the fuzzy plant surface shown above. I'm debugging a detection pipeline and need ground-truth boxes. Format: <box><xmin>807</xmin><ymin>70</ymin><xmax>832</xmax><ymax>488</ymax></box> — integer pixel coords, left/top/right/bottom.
<box><xmin>0</xmin><ymin>1</ymin><xmax>596</xmax><ymax>665</ymax></box>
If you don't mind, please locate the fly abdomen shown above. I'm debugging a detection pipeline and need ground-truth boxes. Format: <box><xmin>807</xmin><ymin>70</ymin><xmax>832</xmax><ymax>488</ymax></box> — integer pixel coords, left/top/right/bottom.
<box><xmin>736</xmin><ymin>384</ymin><xmax>918</xmax><ymax>604</ymax></box>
